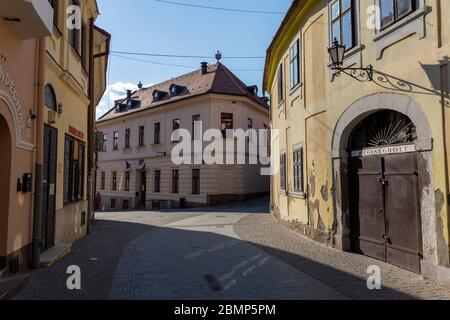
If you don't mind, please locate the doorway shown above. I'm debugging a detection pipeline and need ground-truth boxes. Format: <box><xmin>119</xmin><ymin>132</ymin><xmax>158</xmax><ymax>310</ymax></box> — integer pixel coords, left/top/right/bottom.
<box><xmin>0</xmin><ymin>115</ymin><xmax>11</xmax><ymax>271</ymax></box>
<box><xmin>41</xmin><ymin>125</ymin><xmax>57</xmax><ymax>251</ymax></box>
<box><xmin>139</xmin><ymin>171</ymin><xmax>147</xmax><ymax>210</ymax></box>
<box><xmin>348</xmin><ymin>110</ymin><xmax>422</xmax><ymax>273</ymax></box>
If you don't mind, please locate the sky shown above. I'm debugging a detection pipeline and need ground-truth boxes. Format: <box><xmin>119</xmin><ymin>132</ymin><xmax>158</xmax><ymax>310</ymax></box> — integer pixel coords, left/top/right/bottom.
<box><xmin>95</xmin><ymin>0</ymin><xmax>292</xmax><ymax>118</ymax></box>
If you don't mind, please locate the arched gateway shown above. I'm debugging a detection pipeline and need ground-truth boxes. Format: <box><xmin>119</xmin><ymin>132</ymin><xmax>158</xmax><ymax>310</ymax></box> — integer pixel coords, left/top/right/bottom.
<box><xmin>0</xmin><ymin>113</ymin><xmax>11</xmax><ymax>272</ymax></box>
<box><xmin>331</xmin><ymin>93</ymin><xmax>447</xmax><ymax>273</ymax></box>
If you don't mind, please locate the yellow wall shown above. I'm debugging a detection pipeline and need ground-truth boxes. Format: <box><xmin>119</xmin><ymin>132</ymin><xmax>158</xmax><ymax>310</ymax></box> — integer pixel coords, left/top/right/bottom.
<box><xmin>267</xmin><ymin>0</ymin><xmax>450</xmax><ymax>259</ymax></box>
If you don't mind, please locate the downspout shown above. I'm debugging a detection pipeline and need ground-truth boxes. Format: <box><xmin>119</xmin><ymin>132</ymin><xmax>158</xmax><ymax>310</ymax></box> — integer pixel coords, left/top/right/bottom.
<box><xmin>92</xmin><ymin>38</ymin><xmax>111</xmax><ymax>221</ymax></box>
<box><xmin>87</xmin><ymin>18</ymin><xmax>95</xmax><ymax>235</ymax></box>
<box><xmin>31</xmin><ymin>37</ymin><xmax>46</xmax><ymax>269</ymax></box>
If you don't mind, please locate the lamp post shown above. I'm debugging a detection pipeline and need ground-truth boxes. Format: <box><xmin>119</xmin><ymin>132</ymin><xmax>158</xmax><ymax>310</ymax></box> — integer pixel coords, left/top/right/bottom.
<box><xmin>328</xmin><ymin>38</ymin><xmax>374</xmax><ymax>81</ymax></box>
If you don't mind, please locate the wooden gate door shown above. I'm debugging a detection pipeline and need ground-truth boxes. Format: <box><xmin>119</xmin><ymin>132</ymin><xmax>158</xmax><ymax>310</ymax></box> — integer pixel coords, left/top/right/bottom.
<box><xmin>384</xmin><ymin>153</ymin><xmax>422</xmax><ymax>273</ymax></box>
<box><xmin>350</xmin><ymin>156</ymin><xmax>386</xmax><ymax>261</ymax></box>
<box><xmin>350</xmin><ymin>153</ymin><xmax>422</xmax><ymax>273</ymax></box>
<box><xmin>42</xmin><ymin>125</ymin><xmax>57</xmax><ymax>251</ymax></box>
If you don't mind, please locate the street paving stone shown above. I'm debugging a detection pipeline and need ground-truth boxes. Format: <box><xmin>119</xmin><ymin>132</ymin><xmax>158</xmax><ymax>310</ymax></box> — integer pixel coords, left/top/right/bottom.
<box><xmin>14</xmin><ymin>197</ymin><xmax>450</xmax><ymax>300</ymax></box>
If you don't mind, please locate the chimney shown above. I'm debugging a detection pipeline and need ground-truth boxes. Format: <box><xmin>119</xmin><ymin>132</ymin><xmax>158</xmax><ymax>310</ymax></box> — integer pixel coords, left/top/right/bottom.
<box><xmin>201</xmin><ymin>62</ymin><xmax>208</xmax><ymax>75</ymax></box>
<box><xmin>126</xmin><ymin>90</ymin><xmax>132</xmax><ymax>99</ymax></box>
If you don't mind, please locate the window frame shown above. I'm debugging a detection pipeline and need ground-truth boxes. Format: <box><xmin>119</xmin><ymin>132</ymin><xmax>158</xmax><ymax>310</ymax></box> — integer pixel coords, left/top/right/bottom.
<box><xmin>280</xmin><ymin>153</ymin><xmax>287</xmax><ymax>192</ymax></box>
<box><xmin>289</xmin><ymin>40</ymin><xmax>300</xmax><ymax>89</ymax></box>
<box><xmin>379</xmin><ymin>0</ymin><xmax>419</xmax><ymax>30</ymax></box>
<box><xmin>172</xmin><ymin>169</ymin><xmax>179</xmax><ymax>194</ymax></box>
<box><xmin>154</xmin><ymin>170</ymin><xmax>161</xmax><ymax>193</ymax></box>
<box><xmin>277</xmin><ymin>63</ymin><xmax>284</xmax><ymax>104</ymax></box>
<box><xmin>112</xmin><ymin>171</ymin><xmax>117</xmax><ymax>191</ymax></box>
<box><xmin>113</xmin><ymin>131</ymin><xmax>119</xmax><ymax>150</ymax></box>
<box><xmin>63</xmin><ymin>135</ymin><xmax>85</xmax><ymax>205</ymax></box>
<box><xmin>192</xmin><ymin>169</ymin><xmax>200</xmax><ymax>195</ymax></box>
<box><xmin>293</xmin><ymin>147</ymin><xmax>304</xmax><ymax>193</ymax></box>
<box><xmin>330</xmin><ymin>0</ymin><xmax>356</xmax><ymax>51</ymax></box>
<box><xmin>101</xmin><ymin>172</ymin><xmax>105</xmax><ymax>190</ymax></box>
<box><xmin>154</xmin><ymin>122</ymin><xmax>161</xmax><ymax>145</ymax></box>
<box><xmin>221</xmin><ymin>113</ymin><xmax>234</xmax><ymax>138</ymax></box>
<box><xmin>124</xmin><ymin>171</ymin><xmax>131</xmax><ymax>192</ymax></box>
<box><xmin>44</xmin><ymin>84</ymin><xmax>57</xmax><ymax>111</ymax></box>
<box><xmin>125</xmin><ymin>128</ymin><xmax>131</xmax><ymax>149</ymax></box>
<box><xmin>192</xmin><ymin>114</ymin><xmax>201</xmax><ymax>140</ymax></box>
<box><xmin>138</xmin><ymin>126</ymin><xmax>145</xmax><ymax>147</ymax></box>
<box><xmin>68</xmin><ymin>0</ymin><xmax>81</xmax><ymax>56</ymax></box>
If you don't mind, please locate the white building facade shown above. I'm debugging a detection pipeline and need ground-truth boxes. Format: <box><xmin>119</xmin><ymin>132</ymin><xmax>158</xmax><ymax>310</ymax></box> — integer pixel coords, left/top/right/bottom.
<box><xmin>96</xmin><ymin>63</ymin><xmax>270</xmax><ymax>210</ymax></box>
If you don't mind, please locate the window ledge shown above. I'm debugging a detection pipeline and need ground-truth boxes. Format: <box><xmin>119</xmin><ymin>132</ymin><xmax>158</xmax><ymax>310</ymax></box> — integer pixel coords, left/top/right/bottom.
<box><xmin>290</xmin><ymin>191</ymin><xmax>307</xmax><ymax>199</ymax></box>
<box><xmin>289</xmin><ymin>83</ymin><xmax>302</xmax><ymax>96</ymax></box>
<box><xmin>373</xmin><ymin>6</ymin><xmax>427</xmax><ymax>59</ymax></box>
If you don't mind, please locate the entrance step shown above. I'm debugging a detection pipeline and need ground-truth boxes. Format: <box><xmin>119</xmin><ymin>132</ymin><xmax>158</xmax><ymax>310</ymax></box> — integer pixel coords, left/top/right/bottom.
<box><xmin>40</xmin><ymin>244</ymin><xmax>72</xmax><ymax>268</ymax></box>
<box><xmin>0</xmin><ymin>273</ymin><xmax>29</xmax><ymax>300</ymax></box>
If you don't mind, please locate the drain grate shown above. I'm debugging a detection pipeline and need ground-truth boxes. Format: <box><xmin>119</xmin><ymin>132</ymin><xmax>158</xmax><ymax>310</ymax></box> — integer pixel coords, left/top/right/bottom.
<box><xmin>203</xmin><ymin>275</ymin><xmax>223</xmax><ymax>291</ymax></box>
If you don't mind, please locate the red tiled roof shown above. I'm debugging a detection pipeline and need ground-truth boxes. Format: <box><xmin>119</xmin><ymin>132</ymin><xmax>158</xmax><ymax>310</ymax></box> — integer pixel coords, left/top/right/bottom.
<box><xmin>98</xmin><ymin>63</ymin><xmax>268</xmax><ymax>122</ymax></box>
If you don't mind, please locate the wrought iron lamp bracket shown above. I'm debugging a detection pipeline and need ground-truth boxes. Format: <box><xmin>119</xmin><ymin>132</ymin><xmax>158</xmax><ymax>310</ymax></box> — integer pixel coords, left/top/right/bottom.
<box><xmin>332</xmin><ymin>65</ymin><xmax>374</xmax><ymax>82</ymax></box>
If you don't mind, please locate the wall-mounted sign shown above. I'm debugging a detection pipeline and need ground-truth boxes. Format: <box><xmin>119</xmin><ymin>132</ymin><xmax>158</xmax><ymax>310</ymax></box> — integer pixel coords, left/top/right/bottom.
<box><xmin>69</xmin><ymin>126</ymin><xmax>85</xmax><ymax>140</ymax></box>
<box><xmin>351</xmin><ymin>144</ymin><xmax>416</xmax><ymax>158</ymax></box>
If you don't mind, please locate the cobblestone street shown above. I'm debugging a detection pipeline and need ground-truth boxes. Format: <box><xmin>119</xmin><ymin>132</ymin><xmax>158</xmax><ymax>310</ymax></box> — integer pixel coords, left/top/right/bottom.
<box><xmin>16</xmin><ymin>197</ymin><xmax>450</xmax><ymax>300</ymax></box>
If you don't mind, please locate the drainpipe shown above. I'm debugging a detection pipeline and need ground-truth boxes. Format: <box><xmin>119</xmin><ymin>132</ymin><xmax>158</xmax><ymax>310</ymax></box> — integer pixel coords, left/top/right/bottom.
<box><xmin>31</xmin><ymin>37</ymin><xmax>46</xmax><ymax>269</ymax></box>
<box><xmin>87</xmin><ymin>18</ymin><xmax>95</xmax><ymax>235</ymax></box>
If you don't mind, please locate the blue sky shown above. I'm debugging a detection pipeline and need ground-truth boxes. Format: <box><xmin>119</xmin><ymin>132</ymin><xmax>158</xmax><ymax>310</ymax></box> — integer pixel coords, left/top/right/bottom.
<box><xmin>95</xmin><ymin>0</ymin><xmax>292</xmax><ymax>117</ymax></box>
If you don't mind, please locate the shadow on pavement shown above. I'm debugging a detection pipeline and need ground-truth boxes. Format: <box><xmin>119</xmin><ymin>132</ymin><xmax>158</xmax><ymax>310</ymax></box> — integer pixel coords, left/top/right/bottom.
<box><xmin>14</xmin><ymin>211</ymin><xmax>418</xmax><ymax>300</ymax></box>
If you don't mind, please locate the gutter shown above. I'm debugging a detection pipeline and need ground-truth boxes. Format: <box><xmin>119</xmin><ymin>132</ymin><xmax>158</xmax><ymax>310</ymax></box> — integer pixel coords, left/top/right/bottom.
<box><xmin>31</xmin><ymin>37</ymin><xmax>46</xmax><ymax>269</ymax></box>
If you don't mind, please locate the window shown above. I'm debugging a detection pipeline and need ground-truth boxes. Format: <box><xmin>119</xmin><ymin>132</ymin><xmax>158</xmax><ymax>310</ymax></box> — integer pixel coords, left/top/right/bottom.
<box><xmin>110</xmin><ymin>199</ymin><xmax>116</xmax><ymax>209</ymax></box>
<box><xmin>172</xmin><ymin>119</ymin><xmax>180</xmax><ymax>142</ymax></box>
<box><xmin>48</xmin><ymin>0</ymin><xmax>60</xmax><ymax>29</ymax></box>
<box><xmin>68</xmin><ymin>0</ymin><xmax>81</xmax><ymax>55</ymax></box>
<box><xmin>172</xmin><ymin>170</ymin><xmax>179</xmax><ymax>194</ymax></box>
<box><xmin>125</xmin><ymin>172</ymin><xmax>130</xmax><ymax>191</ymax></box>
<box><xmin>293</xmin><ymin>148</ymin><xmax>304</xmax><ymax>192</ymax></box>
<box><xmin>102</xmin><ymin>133</ymin><xmax>108</xmax><ymax>152</ymax></box>
<box><xmin>248</xmin><ymin>118</ymin><xmax>253</xmax><ymax>130</ymax></box>
<box><xmin>63</xmin><ymin>135</ymin><xmax>85</xmax><ymax>204</ymax></box>
<box><xmin>139</xmin><ymin>126</ymin><xmax>145</xmax><ymax>147</ymax></box>
<box><xmin>277</xmin><ymin>63</ymin><xmax>284</xmax><ymax>103</ymax></box>
<box><xmin>380</xmin><ymin>0</ymin><xmax>419</xmax><ymax>29</ymax></box>
<box><xmin>81</xmin><ymin>24</ymin><xmax>88</xmax><ymax>71</ymax></box>
<box><xmin>125</xmin><ymin>128</ymin><xmax>131</xmax><ymax>148</ymax></box>
<box><xmin>289</xmin><ymin>40</ymin><xmax>300</xmax><ymax>89</ymax></box>
<box><xmin>192</xmin><ymin>115</ymin><xmax>201</xmax><ymax>140</ymax></box>
<box><xmin>101</xmin><ymin>172</ymin><xmax>105</xmax><ymax>190</ymax></box>
<box><xmin>280</xmin><ymin>153</ymin><xmax>287</xmax><ymax>191</ymax></box>
<box><xmin>221</xmin><ymin>113</ymin><xmax>233</xmax><ymax>138</ymax></box>
<box><xmin>330</xmin><ymin>0</ymin><xmax>355</xmax><ymax>50</ymax></box>
<box><xmin>154</xmin><ymin>122</ymin><xmax>161</xmax><ymax>144</ymax></box>
<box><xmin>113</xmin><ymin>131</ymin><xmax>119</xmax><ymax>150</ymax></box>
<box><xmin>112</xmin><ymin>172</ymin><xmax>117</xmax><ymax>191</ymax></box>
<box><xmin>154</xmin><ymin>170</ymin><xmax>161</xmax><ymax>193</ymax></box>
<box><xmin>44</xmin><ymin>84</ymin><xmax>57</xmax><ymax>111</ymax></box>
<box><xmin>192</xmin><ymin>169</ymin><xmax>200</xmax><ymax>195</ymax></box>
<box><xmin>122</xmin><ymin>200</ymin><xmax>130</xmax><ymax>210</ymax></box>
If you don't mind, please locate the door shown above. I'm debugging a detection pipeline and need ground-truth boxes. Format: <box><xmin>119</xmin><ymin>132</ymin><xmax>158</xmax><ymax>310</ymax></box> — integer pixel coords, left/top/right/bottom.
<box><xmin>42</xmin><ymin>125</ymin><xmax>57</xmax><ymax>251</ymax></box>
<box><xmin>140</xmin><ymin>171</ymin><xmax>146</xmax><ymax>209</ymax></box>
<box><xmin>350</xmin><ymin>153</ymin><xmax>422</xmax><ymax>273</ymax></box>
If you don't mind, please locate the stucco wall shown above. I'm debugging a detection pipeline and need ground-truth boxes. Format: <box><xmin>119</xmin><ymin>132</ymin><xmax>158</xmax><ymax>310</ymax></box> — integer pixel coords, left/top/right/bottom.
<box><xmin>267</xmin><ymin>0</ymin><xmax>450</xmax><ymax>267</ymax></box>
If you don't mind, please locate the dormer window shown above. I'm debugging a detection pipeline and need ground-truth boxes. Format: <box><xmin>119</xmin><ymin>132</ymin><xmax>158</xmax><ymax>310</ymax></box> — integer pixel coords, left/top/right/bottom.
<box><xmin>246</xmin><ymin>85</ymin><xmax>258</xmax><ymax>96</ymax></box>
<box><xmin>153</xmin><ymin>90</ymin><xmax>167</xmax><ymax>102</ymax></box>
<box><xmin>169</xmin><ymin>84</ymin><xmax>185</xmax><ymax>97</ymax></box>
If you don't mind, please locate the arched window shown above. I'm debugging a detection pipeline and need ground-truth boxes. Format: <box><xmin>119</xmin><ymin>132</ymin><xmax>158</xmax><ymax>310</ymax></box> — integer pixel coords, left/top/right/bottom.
<box><xmin>350</xmin><ymin>110</ymin><xmax>417</xmax><ymax>150</ymax></box>
<box><xmin>45</xmin><ymin>84</ymin><xmax>57</xmax><ymax>111</ymax></box>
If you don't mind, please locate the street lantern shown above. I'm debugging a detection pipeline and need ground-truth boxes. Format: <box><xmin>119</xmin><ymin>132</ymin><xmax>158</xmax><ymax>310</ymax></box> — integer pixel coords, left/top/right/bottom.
<box><xmin>328</xmin><ymin>38</ymin><xmax>346</xmax><ymax>69</ymax></box>
<box><xmin>327</xmin><ymin>38</ymin><xmax>374</xmax><ymax>81</ymax></box>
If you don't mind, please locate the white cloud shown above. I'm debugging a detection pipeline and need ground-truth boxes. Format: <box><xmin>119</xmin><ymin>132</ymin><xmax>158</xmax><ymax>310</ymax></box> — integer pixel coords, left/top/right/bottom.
<box><xmin>96</xmin><ymin>82</ymin><xmax>137</xmax><ymax>119</ymax></box>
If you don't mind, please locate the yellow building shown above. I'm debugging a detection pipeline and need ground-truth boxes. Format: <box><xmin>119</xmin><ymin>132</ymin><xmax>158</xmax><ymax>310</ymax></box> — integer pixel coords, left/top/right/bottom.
<box><xmin>37</xmin><ymin>0</ymin><xmax>109</xmax><ymax>259</ymax></box>
<box><xmin>264</xmin><ymin>0</ymin><xmax>450</xmax><ymax>284</ymax></box>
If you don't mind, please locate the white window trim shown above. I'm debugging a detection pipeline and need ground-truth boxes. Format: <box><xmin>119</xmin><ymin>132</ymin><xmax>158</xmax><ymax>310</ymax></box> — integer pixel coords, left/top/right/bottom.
<box><xmin>373</xmin><ymin>0</ymin><xmax>427</xmax><ymax>59</ymax></box>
